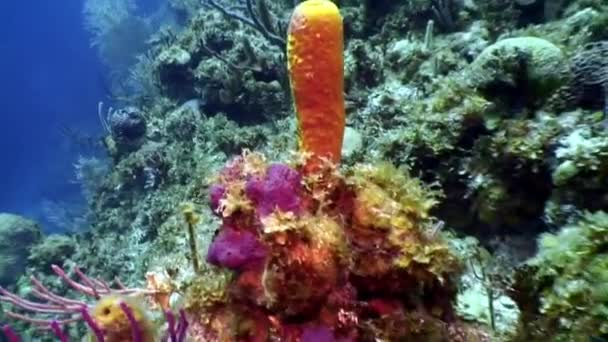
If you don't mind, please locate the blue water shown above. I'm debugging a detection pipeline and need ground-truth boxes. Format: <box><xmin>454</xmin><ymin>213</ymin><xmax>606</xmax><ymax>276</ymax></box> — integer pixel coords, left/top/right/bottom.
<box><xmin>0</xmin><ymin>1</ymin><xmax>106</xmax><ymax>232</ymax></box>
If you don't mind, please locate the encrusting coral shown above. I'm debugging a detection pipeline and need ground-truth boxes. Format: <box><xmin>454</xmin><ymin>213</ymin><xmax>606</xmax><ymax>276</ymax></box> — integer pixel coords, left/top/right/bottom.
<box><xmin>195</xmin><ymin>151</ymin><xmax>485</xmax><ymax>341</ymax></box>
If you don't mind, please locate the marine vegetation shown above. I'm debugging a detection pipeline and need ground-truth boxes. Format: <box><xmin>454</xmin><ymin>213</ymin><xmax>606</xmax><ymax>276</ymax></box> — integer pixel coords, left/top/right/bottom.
<box><xmin>506</xmin><ymin>211</ymin><xmax>608</xmax><ymax>341</ymax></box>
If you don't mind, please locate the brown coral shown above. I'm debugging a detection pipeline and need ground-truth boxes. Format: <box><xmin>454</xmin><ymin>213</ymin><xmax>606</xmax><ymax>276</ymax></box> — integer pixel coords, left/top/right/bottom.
<box><xmin>549</xmin><ymin>41</ymin><xmax>608</xmax><ymax>113</ymax></box>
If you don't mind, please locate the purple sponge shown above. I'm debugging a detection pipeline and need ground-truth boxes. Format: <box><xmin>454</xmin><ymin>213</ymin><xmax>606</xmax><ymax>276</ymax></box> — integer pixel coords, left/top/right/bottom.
<box><xmin>301</xmin><ymin>326</ymin><xmax>335</xmax><ymax>342</ymax></box>
<box><xmin>245</xmin><ymin>163</ymin><xmax>301</xmax><ymax>217</ymax></box>
<box><xmin>206</xmin><ymin>227</ymin><xmax>266</xmax><ymax>271</ymax></box>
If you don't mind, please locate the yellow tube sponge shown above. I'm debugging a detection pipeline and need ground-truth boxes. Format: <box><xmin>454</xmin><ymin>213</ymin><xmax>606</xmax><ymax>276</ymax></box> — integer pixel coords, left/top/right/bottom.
<box><xmin>287</xmin><ymin>0</ymin><xmax>345</xmax><ymax>171</ymax></box>
<box><xmin>90</xmin><ymin>295</ymin><xmax>156</xmax><ymax>342</ymax></box>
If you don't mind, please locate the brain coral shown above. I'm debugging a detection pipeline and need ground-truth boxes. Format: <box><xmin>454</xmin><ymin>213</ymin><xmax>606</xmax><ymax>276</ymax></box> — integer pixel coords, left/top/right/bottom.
<box><xmin>549</xmin><ymin>41</ymin><xmax>608</xmax><ymax>113</ymax></box>
<box><xmin>469</xmin><ymin>37</ymin><xmax>567</xmax><ymax>106</ymax></box>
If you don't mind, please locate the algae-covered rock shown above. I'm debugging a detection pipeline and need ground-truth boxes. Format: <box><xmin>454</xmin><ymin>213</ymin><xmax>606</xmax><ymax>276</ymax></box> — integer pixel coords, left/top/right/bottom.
<box><xmin>511</xmin><ymin>211</ymin><xmax>608</xmax><ymax>340</ymax></box>
<box><xmin>156</xmin><ymin>45</ymin><xmax>195</xmax><ymax>99</ymax></box>
<box><xmin>28</xmin><ymin>234</ymin><xmax>76</xmax><ymax>270</ymax></box>
<box><xmin>163</xmin><ymin>99</ymin><xmax>202</xmax><ymax>142</ymax></box>
<box><xmin>452</xmin><ymin>237</ymin><xmax>520</xmax><ymax>336</ymax></box>
<box><xmin>552</xmin><ymin>126</ymin><xmax>608</xmax><ymax>185</ymax></box>
<box><xmin>469</xmin><ymin>37</ymin><xmax>567</xmax><ymax>107</ymax></box>
<box><xmin>0</xmin><ymin>213</ymin><xmax>42</xmax><ymax>286</ymax></box>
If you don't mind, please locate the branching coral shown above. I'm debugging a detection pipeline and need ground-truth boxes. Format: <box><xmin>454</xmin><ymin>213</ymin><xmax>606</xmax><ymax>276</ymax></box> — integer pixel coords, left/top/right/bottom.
<box><xmin>202</xmin><ymin>0</ymin><xmax>288</xmax><ymax>50</ymax></box>
<box><xmin>82</xmin><ymin>0</ymin><xmax>137</xmax><ymax>41</ymax></box>
<box><xmin>83</xmin><ymin>0</ymin><xmax>151</xmax><ymax>72</ymax></box>
<box><xmin>430</xmin><ymin>0</ymin><xmax>461</xmax><ymax>32</ymax></box>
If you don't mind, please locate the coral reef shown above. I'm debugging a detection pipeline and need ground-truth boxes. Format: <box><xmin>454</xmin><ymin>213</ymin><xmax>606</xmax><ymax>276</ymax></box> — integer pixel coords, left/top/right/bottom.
<box><xmin>27</xmin><ymin>235</ymin><xmax>76</xmax><ymax>270</ymax></box>
<box><xmin>149</xmin><ymin>1</ymin><xmax>292</xmax><ymax>123</ymax></box>
<box><xmin>5</xmin><ymin>0</ymin><xmax>608</xmax><ymax>340</ymax></box>
<box><xmin>0</xmin><ymin>214</ymin><xmax>42</xmax><ymax>286</ymax></box>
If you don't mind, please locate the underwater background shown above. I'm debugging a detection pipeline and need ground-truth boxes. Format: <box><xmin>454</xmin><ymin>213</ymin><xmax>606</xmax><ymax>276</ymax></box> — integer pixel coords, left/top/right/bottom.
<box><xmin>0</xmin><ymin>0</ymin><xmax>607</xmax><ymax>341</ymax></box>
<box><xmin>0</xmin><ymin>0</ymin><xmax>105</xmax><ymax>230</ymax></box>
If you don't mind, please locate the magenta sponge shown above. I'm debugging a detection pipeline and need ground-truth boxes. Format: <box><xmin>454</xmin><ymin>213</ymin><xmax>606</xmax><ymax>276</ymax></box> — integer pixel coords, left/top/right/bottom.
<box><xmin>245</xmin><ymin>163</ymin><xmax>302</xmax><ymax>217</ymax></box>
<box><xmin>206</xmin><ymin>227</ymin><xmax>266</xmax><ymax>271</ymax></box>
<box><xmin>301</xmin><ymin>325</ymin><xmax>335</xmax><ymax>342</ymax></box>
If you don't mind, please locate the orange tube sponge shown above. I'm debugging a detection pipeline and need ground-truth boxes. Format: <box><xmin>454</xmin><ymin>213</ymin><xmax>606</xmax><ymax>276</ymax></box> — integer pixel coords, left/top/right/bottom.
<box><xmin>287</xmin><ymin>0</ymin><xmax>345</xmax><ymax>171</ymax></box>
